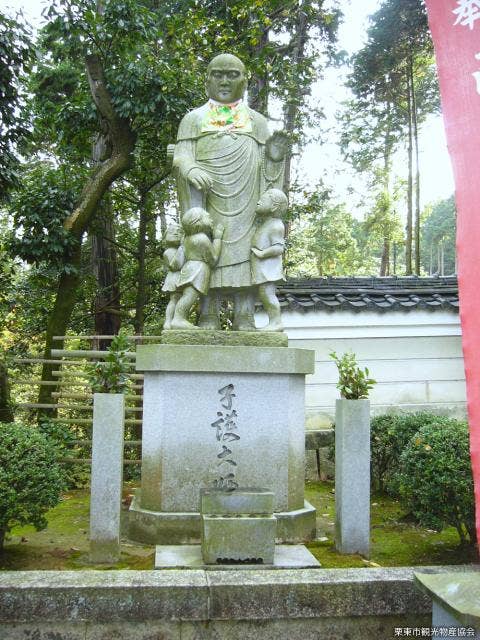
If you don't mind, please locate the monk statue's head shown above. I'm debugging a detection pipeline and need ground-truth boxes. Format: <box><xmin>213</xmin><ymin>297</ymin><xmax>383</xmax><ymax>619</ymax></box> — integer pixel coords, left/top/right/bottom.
<box><xmin>206</xmin><ymin>54</ymin><xmax>247</xmax><ymax>104</ymax></box>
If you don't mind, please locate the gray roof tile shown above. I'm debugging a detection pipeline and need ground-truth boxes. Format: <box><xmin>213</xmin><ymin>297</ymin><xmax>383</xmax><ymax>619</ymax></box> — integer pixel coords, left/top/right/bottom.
<box><xmin>277</xmin><ymin>276</ymin><xmax>459</xmax><ymax>313</ymax></box>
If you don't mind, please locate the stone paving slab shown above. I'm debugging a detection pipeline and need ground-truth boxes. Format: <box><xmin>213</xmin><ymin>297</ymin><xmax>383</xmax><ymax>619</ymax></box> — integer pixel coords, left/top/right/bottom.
<box><xmin>154</xmin><ymin>544</ymin><xmax>320</xmax><ymax>570</ymax></box>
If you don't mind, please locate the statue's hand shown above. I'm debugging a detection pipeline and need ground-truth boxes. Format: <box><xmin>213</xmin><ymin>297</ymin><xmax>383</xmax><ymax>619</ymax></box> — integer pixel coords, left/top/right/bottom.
<box><xmin>214</xmin><ymin>224</ymin><xmax>225</xmax><ymax>239</ymax></box>
<box><xmin>251</xmin><ymin>247</ymin><xmax>263</xmax><ymax>258</ymax></box>
<box><xmin>187</xmin><ymin>167</ymin><xmax>212</xmax><ymax>192</ymax></box>
<box><xmin>265</xmin><ymin>130</ymin><xmax>289</xmax><ymax>162</ymax></box>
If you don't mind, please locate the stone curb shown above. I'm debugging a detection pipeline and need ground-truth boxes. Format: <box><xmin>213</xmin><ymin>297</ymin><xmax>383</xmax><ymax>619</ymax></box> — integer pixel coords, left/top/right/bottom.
<box><xmin>0</xmin><ymin>566</ymin><xmax>476</xmax><ymax>623</ymax></box>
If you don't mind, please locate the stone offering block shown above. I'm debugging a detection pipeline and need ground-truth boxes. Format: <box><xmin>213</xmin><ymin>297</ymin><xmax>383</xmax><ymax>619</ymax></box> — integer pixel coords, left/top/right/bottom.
<box><xmin>200</xmin><ymin>487</ymin><xmax>274</xmax><ymax>515</ymax></box>
<box><xmin>202</xmin><ymin>515</ymin><xmax>276</xmax><ymax>565</ymax></box>
<box><xmin>200</xmin><ymin>488</ymin><xmax>276</xmax><ymax>564</ymax></box>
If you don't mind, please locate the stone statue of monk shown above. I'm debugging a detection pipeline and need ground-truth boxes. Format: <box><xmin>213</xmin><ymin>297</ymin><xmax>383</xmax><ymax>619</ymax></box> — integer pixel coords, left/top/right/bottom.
<box><xmin>173</xmin><ymin>53</ymin><xmax>288</xmax><ymax>330</ymax></box>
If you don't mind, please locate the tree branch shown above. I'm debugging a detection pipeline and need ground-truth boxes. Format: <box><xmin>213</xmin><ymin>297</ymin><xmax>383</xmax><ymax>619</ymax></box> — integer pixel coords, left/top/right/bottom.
<box><xmin>63</xmin><ymin>55</ymin><xmax>136</xmax><ymax>237</ymax></box>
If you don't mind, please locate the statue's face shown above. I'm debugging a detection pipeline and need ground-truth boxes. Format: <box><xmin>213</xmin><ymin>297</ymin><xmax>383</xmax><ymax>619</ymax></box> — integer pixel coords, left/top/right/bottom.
<box><xmin>206</xmin><ymin>61</ymin><xmax>247</xmax><ymax>104</ymax></box>
<box><xmin>256</xmin><ymin>192</ymin><xmax>272</xmax><ymax>216</ymax></box>
<box><xmin>166</xmin><ymin>226</ymin><xmax>182</xmax><ymax>245</ymax></box>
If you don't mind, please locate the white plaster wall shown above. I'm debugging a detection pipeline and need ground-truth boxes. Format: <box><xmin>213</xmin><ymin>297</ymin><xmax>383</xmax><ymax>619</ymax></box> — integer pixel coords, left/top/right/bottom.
<box><xmin>257</xmin><ymin>308</ymin><xmax>466</xmax><ymax>428</ymax></box>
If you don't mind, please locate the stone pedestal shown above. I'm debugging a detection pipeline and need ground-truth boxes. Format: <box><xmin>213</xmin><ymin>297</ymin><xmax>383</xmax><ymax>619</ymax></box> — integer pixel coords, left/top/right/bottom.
<box><xmin>90</xmin><ymin>393</ymin><xmax>125</xmax><ymax>563</ymax></box>
<box><xmin>335</xmin><ymin>398</ymin><xmax>370</xmax><ymax>556</ymax></box>
<box><xmin>129</xmin><ymin>344</ymin><xmax>316</xmax><ymax>544</ymax></box>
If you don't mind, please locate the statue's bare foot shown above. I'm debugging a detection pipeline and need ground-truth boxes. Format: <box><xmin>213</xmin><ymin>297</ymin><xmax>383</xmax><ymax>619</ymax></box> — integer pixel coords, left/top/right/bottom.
<box><xmin>198</xmin><ymin>319</ymin><xmax>221</xmax><ymax>330</ymax></box>
<box><xmin>171</xmin><ymin>319</ymin><xmax>200</xmax><ymax>330</ymax></box>
<box><xmin>259</xmin><ymin>321</ymin><xmax>284</xmax><ymax>332</ymax></box>
<box><xmin>233</xmin><ymin>317</ymin><xmax>256</xmax><ymax>331</ymax></box>
<box><xmin>163</xmin><ymin>321</ymin><xmax>172</xmax><ymax>330</ymax></box>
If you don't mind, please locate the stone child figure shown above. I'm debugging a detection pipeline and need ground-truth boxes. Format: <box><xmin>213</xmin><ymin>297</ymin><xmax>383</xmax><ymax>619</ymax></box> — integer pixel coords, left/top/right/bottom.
<box><xmin>173</xmin><ymin>53</ymin><xmax>288</xmax><ymax>330</ymax></box>
<box><xmin>162</xmin><ymin>223</ymin><xmax>185</xmax><ymax>330</ymax></box>
<box><xmin>171</xmin><ymin>208</ymin><xmax>224</xmax><ymax>330</ymax></box>
<box><xmin>251</xmin><ymin>188</ymin><xmax>288</xmax><ymax>332</ymax></box>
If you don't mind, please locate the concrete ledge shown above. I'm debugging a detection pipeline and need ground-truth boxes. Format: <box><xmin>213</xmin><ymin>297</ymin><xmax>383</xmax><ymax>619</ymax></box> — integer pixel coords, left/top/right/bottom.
<box><xmin>0</xmin><ymin>566</ymin><xmax>477</xmax><ymax>639</ymax></box>
<box><xmin>0</xmin><ymin>566</ymin><xmax>478</xmax><ymax>640</ymax></box>
<box><xmin>136</xmin><ymin>344</ymin><xmax>314</xmax><ymax>374</ymax></box>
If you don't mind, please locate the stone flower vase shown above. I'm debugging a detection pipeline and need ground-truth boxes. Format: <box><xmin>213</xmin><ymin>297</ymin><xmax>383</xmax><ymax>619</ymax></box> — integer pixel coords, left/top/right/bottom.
<box><xmin>334</xmin><ymin>397</ymin><xmax>370</xmax><ymax>557</ymax></box>
<box><xmin>89</xmin><ymin>392</ymin><xmax>125</xmax><ymax>563</ymax></box>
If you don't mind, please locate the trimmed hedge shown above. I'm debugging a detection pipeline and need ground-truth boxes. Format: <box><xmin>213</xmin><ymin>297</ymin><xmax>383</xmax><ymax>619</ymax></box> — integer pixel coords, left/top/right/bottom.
<box><xmin>0</xmin><ymin>422</ymin><xmax>65</xmax><ymax>550</ymax></box>
<box><xmin>370</xmin><ymin>412</ymin><xmax>456</xmax><ymax>494</ymax></box>
<box><xmin>397</xmin><ymin>418</ymin><xmax>476</xmax><ymax>545</ymax></box>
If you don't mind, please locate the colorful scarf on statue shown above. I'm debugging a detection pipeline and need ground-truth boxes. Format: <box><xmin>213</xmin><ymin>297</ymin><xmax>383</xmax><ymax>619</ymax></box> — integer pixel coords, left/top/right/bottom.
<box><xmin>201</xmin><ymin>100</ymin><xmax>252</xmax><ymax>133</ymax></box>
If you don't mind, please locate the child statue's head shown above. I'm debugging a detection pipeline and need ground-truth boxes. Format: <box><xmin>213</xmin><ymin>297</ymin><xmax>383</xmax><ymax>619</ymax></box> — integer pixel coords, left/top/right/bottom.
<box><xmin>164</xmin><ymin>222</ymin><xmax>183</xmax><ymax>247</ymax></box>
<box><xmin>182</xmin><ymin>207</ymin><xmax>213</xmax><ymax>235</ymax></box>
<box><xmin>256</xmin><ymin>188</ymin><xmax>288</xmax><ymax>219</ymax></box>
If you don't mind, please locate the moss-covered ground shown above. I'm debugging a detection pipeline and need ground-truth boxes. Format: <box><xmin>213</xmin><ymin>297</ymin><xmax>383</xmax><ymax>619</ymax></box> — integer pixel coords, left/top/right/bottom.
<box><xmin>305</xmin><ymin>480</ymin><xmax>478</xmax><ymax>568</ymax></box>
<box><xmin>0</xmin><ymin>481</ymin><xmax>477</xmax><ymax>570</ymax></box>
<box><xmin>0</xmin><ymin>485</ymin><xmax>154</xmax><ymax>570</ymax></box>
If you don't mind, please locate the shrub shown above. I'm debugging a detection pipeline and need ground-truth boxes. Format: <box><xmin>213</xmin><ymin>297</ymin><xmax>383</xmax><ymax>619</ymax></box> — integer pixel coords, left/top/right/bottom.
<box><xmin>330</xmin><ymin>350</ymin><xmax>376</xmax><ymax>399</ymax></box>
<box><xmin>371</xmin><ymin>412</ymin><xmax>453</xmax><ymax>493</ymax></box>
<box><xmin>39</xmin><ymin>419</ymin><xmax>90</xmax><ymax>489</ymax></box>
<box><xmin>397</xmin><ymin>418</ymin><xmax>476</xmax><ymax>545</ymax></box>
<box><xmin>0</xmin><ymin>422</ymin><xmax>65</xmax><ymax>550</ymax></box>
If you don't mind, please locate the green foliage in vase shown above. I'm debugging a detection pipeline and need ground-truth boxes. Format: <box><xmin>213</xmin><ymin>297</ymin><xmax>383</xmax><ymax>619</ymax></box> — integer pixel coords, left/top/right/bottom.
<box><xmin>0</xmin><ymin>422</ymin><xmax>65</xmax><ymax>550</ymax></box>
<box><xmin>87</xmin><ymin>333</ymin><xmax>132</xmax><ymax>394</ymax></box>
<box><xmin>330</xmin><ymin>350</ymin><xmax>376</xmax><ymax>400</ymax></box>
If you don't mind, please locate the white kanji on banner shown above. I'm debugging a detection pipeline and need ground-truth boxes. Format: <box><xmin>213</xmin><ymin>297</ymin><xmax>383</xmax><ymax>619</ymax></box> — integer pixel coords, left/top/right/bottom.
<box><xmin>453</xmin><ymin>0</ymin><xmax>480</xmax><ymax>29</ymax></box>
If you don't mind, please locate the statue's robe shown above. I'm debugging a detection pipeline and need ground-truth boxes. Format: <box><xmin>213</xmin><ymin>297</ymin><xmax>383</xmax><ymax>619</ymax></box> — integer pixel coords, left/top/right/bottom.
<box><xmin>173</xmin><ymin>101</ymin><xmax>275</xmax><ymax>289</ymax></box>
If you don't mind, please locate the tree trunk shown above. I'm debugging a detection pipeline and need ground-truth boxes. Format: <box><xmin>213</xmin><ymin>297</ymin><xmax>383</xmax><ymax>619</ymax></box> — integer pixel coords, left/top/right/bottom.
<box><xmin>90</xmin><ymin>132</ymin><xmax>122</xmax><ymax>351</ymax></box>
<box><xmin>410</xmin><ymin>54</ymin><xmax>421</xmax><ymax>275</ymax></box>
<box><xmin>381</xmin><ymin>129</ymin><xmax>392</xmax><ymax>278</ymax></box>
<box><xmin>380</xmin><ymin>239</ymin><xmax>390</xmax><ymax>276</ymax></box>
<box><xmin>405</xmin><ymin>66</ymin><xmax>413</xmax><ymax>276</ymax></box>
<box><xmin>158</xmin><ymin>199</ymin><xmax>167</xmax><ymax>237</ymax></box>
<box><xmin>248</xmin><ymin>29</ymin><xmax>269</xmax><ymax>115</ymax></box>
<box><xmin>467</xmin><ymin>522</ymin><xmax>477</xmax><ymax>545</ymax></box>
<box><xmin>0</xmin><ymin>361</ymin><xmax>14</xmax><ymax>423</ymax></box>
<box><xmin>38</xmin><ymin>243</ymin><xmax>83</xmax><ymax>414</ymax></box>
<box><xmin>91</xmin><ymin>203</ymin><xmax>121</xmax><ymax>350</ymax></box>
<box><xmin>38</xmin><ymin>54</ymin><xmax>136</xmax><ymax>410</ymax></box>
<box><xmin>134</xmin><ymin>191</ymin><xmax>149</xmax><ymax>337</ymax></box>
<box><xmin>282</xmin><ymin>2</ymin><xmax>309</xmax><ymax>238</ymax></box>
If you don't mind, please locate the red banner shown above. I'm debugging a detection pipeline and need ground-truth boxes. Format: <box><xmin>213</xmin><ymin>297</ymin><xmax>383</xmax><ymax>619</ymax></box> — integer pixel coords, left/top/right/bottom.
<box><xmin>424</xmin><ymin>0</ymin><xmax>480</xmax><ymax>549</ymax></box>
